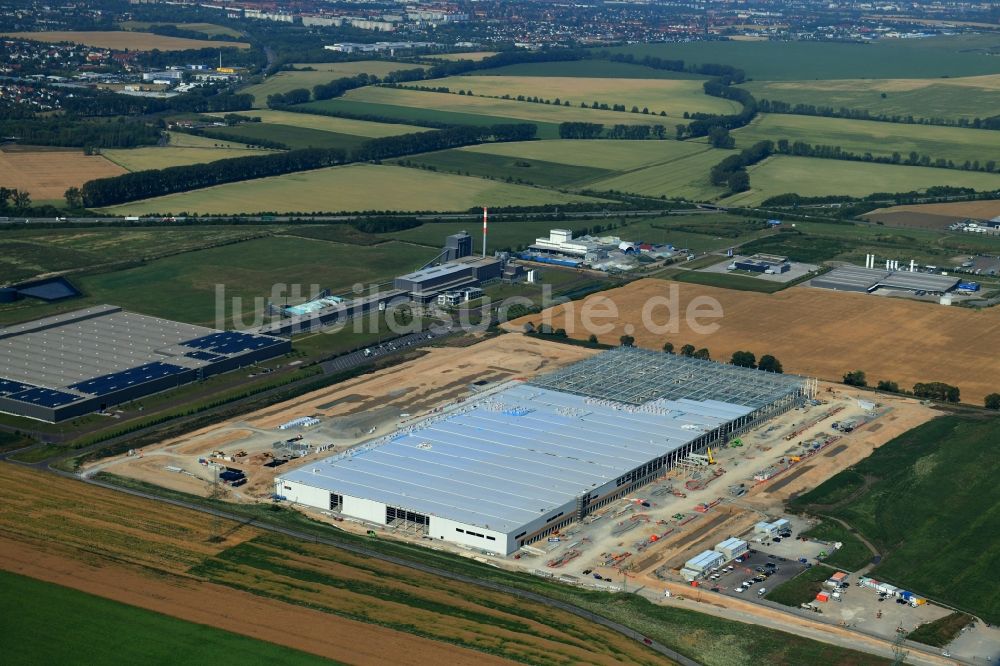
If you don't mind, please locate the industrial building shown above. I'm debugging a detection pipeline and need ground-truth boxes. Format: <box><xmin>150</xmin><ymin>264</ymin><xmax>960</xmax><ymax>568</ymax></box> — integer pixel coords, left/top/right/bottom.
<box><xmin>715</xmin><ymin>536</ymin><xmax>749</xmax><ymax>560</ymax></box>
<box><xmin>276</xmin><ymin>348</ymin><xmax>807</xmax><ymax>555</ymax></box>
<box><xmin>394</xmin><ymin>256</ymin><xmax>502</xmax><ymax>302</ymax></box>
<box><xmin>811</xmin><ymin>264</ymin><xmax>960</xmax><ymax>294</ymax></box>
<box><xmin>0</xmin><ymin>305</ymin><xmax>289</xmax><ymax>422</ymax></box>
<box><xmin>681</xmin><ymin>550</ymin><xmax>726</xmax><ymax>579</ymax></box>
<box><xmin>729</xmin><ymin>254</ymin><xmax>791</xmax><ymax>274</ymax></box>
<box><xmin>754</xmin><ymin>518</ymin><xmax>791</xmax><ymax>537</ymax></box>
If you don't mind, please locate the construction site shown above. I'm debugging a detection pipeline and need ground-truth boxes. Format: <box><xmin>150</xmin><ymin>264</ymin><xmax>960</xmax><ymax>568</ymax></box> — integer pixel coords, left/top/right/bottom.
<box><xmin>87</xmin><ymin>335</ymin><xmax>933</xmax><ymax>572</ymax></box>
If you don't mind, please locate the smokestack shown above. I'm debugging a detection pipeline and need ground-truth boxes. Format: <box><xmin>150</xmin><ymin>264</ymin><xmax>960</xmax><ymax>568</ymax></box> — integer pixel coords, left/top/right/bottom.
<box><xmin>482</xmin><ymin>206</ymin><xmax>487</xmax><ymax>258</ymax></box>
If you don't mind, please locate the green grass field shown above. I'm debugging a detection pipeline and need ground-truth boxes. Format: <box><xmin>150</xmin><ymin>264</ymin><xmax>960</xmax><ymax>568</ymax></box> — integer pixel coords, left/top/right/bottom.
<box><xmin>609</xmin><ymin>34</ymin><xmax>1000</xmax><ymax>80</ymax></box>
<box><xmin>742</xmin><ymin>74</ymin><xmax>1000</xmax><ymax>122</ymax></box>
<box><xmin>242</xmin><ymin>61</ymin><xmax>425</xmax><ymax>106</ymax></box>
<box><xmin>164</xmin><ymin>131</ymin><xmax>255</xmax><ymax>148</ymax></box>
<box><xmin>477</xmin><ymin>59</ymin><xmax>708</xmax><ymax>80</ymax></box>
<box><xmin>234</xmin><ymin>109</ymin><xmax>425</xmax><ymax>137</ymax></box>
<box><xmin>395</xmin><ymin>149</ymin><xmax>614</xmax><ymax>188</ymax></box>
<box><xmin>586</xmin><ymin>145</ymin><xmax>735</xmax><ymax>200</ymax></box>
<box><xmin>734</xmin><ymin>113</ymin><xmax>1000</xmax><ymax>166</ymax></box>
<box><xmin>342</xmin><ymin>85</ymin><xmax>686</xmax><ymax>128</ymax></box>
<box><xmin>0</xmin><ymin>225</ymin><xmax>275</xmax><ymax>285</ymax></box>
<box><xmin>765</xmin><ymin>565</ymin><xmax>838</xmax><ymax>607</ymax></box>
<box><xmin>103</xmin><ymin>145</ymin><xmax>275</xmax><ymax>171</ymax></box>
<box><xmin>402</xmin><ymin>75</ymin><xmax>739</xmax><ymax>117</ymax></box>
<box><xmin>791</xmin><ymin>415</ymin><xmax>1000</xmax><ymax>623</ymax></box>
<box><xmin>800</xmin><ymin>521</ymin><xmax>873</xmax><ymax>572</ymax></box>
<box><xmin>101</xmin><ymin>164</ymin><xmax>605</xmax><ymax>217</ymax></box>
<box><xmin>0</xmin><ymin>570</ymin><xmax>336</xmax><ymax>665</ymax></box>
<box><xmin>69</xmin><ymin>237</ymin><xmax>432</xmax><ymax>324</ymax></box>
<box><xmin>461</xmin><ymin>138</ymin><xmax>708</xmax><ymax>170</ymax></box>
<box><xmin>297</xmin><ymin>97</ymin><xmax>563</xmax><ymax>139</ymax></box>
<box><xmin>200</xmin><ymin>122</ymin><xmax>370</xmax><ymax>151</ymax></box>
<box><xmin>722</xmin><ymin>156</ymin><xmax>1000</xmax><ymax>206</ymax></box>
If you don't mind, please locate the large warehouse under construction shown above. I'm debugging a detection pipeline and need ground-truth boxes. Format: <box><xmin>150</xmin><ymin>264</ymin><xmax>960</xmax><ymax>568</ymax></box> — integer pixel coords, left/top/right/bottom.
<box><xmin>277</xmin><ymin>348</ymin><xmax>807</xmax><ymax>555</ymax></box>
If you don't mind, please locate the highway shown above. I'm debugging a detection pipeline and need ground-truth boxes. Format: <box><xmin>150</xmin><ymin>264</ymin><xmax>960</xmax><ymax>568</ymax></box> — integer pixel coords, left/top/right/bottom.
<box><xmin>0</xmin><ymin>207</ymin><xmax>720</xmax><ymax>226</ymax></box>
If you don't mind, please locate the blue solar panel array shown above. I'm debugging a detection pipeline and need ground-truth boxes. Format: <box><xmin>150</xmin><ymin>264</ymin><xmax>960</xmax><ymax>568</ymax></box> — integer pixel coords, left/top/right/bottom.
<box><xmin>184</xmin><ymin>350</ymin><xmax>224</xmax><ymax>362</ymax></box>
<box><xmin>69</xmin><ymin>361</ymin><xmax>188</xmax><ymax>396</ymax></box>
<box><xmin>0</xmin><ymin>378</ymin><xmax>36</xmax><ymax>396</ymax></box>
<box><xmin>181</xmin><ymin>331</ymin><xmax>278</xmax><ymax>356</ymax></box>
<box><xmin>7</xmin><ymin>387</ymin><xmax>82</xmax><ymax>407</ymax></box>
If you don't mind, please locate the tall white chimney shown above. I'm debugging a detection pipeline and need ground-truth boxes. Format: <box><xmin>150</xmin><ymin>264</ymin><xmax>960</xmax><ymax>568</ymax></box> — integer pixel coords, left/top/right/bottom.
<box><xmin>482</xmin><ymin>206</ymin><xmax>488</xmax><ymax>258</ymax></box>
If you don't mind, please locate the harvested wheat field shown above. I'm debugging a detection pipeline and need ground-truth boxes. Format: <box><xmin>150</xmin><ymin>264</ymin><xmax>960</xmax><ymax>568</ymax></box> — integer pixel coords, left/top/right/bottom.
<box><xmin>507</xmin><ymin>278</ymin><xmax>1000</xmax><ymax>404</ymax></box>
<box><xmin>0</xmin><ymin>148</ymin><xmax>126</xmax><ymax>200</ymax></box>
<box><xmin>864</xmin><ymin>200</ymin><xmax>1000</xmax><ymax>229</ymax></box>
<box><xmin>1</xmin><ymin>30</ymin><xmax>249</xmax><ymax>50</ymax></box>
<box><xmin>0</xmin><ymin>464</ymin><xmax>662</xmax><ymax>666</ymax></box>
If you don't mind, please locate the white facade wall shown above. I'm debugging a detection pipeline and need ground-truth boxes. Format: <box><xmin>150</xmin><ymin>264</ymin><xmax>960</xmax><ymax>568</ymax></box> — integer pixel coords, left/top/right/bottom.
<box><xmin>277</xmin><ymin>478</ymin><xmax>331</xmax><ymax>508</ymax></box>
<box><xmin>343</xmin><ymin>495</ymin><xmax>388</xmax><ymax>524</ymax></box>
<box><xmin>429</xmin><ymin>515</ymin><xmax>509</xmax><ymax>554</ymax></box>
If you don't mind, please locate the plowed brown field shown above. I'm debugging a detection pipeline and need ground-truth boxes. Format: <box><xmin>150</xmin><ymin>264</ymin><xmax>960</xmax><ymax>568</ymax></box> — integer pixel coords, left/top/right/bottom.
<box><xmin>507</xmin><ymin>278</ymin><xmax>1000</xmax><ymax>404</ymax></box>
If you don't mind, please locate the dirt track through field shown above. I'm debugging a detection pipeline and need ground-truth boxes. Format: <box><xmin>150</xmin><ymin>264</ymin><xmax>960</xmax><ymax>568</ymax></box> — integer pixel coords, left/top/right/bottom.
<box><xmin>0</xmin><ymin>536</ymin><xmax>511</xmax><ymax>666</ymax></box>
<box><xmin>508</xmin><ymin>278</ymin><xmax>1000</xmax><ymax>404</ymax></box>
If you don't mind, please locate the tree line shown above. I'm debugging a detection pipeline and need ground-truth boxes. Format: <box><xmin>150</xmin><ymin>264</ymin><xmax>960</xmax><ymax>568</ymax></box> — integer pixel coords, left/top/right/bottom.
<box><xmin>710</xmin><ymin>140</ymin><xmax>774</xmax><ymax>193</ymax></box>
<box><xmin>772</xmin><ymin>138</ymin><xmax>998</xmax><ymax>173</ymax></box>
<box><xmin>843</xmin><ymin>370</ymin><xmax>962</xmax><ymax>403</ymax></box>
<box><xmin>80</xmin><ymin>123</ymin><xmax>537</xmax><ymax>207</ymax></box>
<box><xmin>558</xmin><ymin>122</ymin><xmax>667</xmax><ymax>140</ymax></box>
<box><xmin>678</xmin><ymin>76</ymin><xmax>758</xmax><ymax>140</ymax></box>
<box><xmin>758</xmin><ymin>99</ymin><xmax>1000</xmax><ymax>132</ymax></box>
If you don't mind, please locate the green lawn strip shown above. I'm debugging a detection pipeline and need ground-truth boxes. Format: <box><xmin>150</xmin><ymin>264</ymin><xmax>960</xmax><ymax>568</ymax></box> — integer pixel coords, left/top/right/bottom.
<box><xmin>394</xmin><ymin>149</ymin><xmax>613</xmax><ymax>188</ymax></box>
<box><xmin>907</xmin><ymin>612</ymin><xmax>975</xmax><ymax>647</ymax></box>
<box><xmin>202</xmin><ymin>123</ymin><xmax>372</xmax><ymax>151</ymax></box>
<box><xmin>0</xmin><ymin>570</ymin><xmax>341</xmax><ymax>666</ymax></box>
<box><xmin>295</xmin><ymin>99</ymin><xmax>562</xmax><ymax>138</ymax></box>
<box><xmin>765</xmin><ymin>564</ymin><xmax>839</xmax><ymax>607</ymax></box>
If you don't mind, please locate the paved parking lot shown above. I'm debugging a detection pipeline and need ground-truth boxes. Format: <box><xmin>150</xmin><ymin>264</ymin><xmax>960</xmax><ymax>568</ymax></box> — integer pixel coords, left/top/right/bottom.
<box><xmin>707</xmin><ymin>549</ymin><xmax>809</xmax><ymax>599</ymax></box>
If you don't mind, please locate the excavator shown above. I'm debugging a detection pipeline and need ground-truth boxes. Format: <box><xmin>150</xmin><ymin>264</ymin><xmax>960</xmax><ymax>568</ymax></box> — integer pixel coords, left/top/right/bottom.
<box><xmin>706</xmin><ymin>447</ymin><xmax>717</xmax><ymax>464</ymax></box>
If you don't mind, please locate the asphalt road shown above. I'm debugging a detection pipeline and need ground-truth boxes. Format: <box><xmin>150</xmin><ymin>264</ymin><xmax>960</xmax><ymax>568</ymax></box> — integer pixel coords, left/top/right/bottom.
<box><xmin>320</xmin><ymin>324</ymin><xmax>453</xmax><ymax>375</ymax></box>
<box><xmin>0</xmin><ymin>208</ymin><xmax>718</xmax><ymax>226</ymax></box>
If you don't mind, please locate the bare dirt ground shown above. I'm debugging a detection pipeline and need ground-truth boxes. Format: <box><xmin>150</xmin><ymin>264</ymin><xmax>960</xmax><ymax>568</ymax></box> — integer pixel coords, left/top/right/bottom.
<box><xmin>507</xmin><ymin>278</ymin><xmax>1000</xmax><ymax>404</ymax></box>
<box><xmin>0</xmin><ymin>536</ymin><xmax>507</xmax><ymax>666</ymax></box>
<box><xmin>864</xmin><ymin>200</ymin><xmax>1000</xmax><ymax>228</ymax></box>
<box><xmin>84</xmin><ymin>335</ymin><xmax>596</xmax><ymax>501</ymax></box>
<box><xmin>0</xmin><ymin>147</ymin><xmax>126</xmax><ymax>200</ymax></box>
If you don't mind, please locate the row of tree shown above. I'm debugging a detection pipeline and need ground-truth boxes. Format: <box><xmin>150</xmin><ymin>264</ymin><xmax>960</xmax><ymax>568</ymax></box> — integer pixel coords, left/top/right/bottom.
<box><xmin>679</xmin><ymin>76</ymin><xmax>758</xmax><ymax>140</ymax></box>
<box><xmin>843</xmin><ymin>370</ymin><xmax>961</xmax><ymax>403</ymax></box>
<box><xmin>710</xmin><ymin>140</ymin><xmax>775</xmax><ymax>193</ymax></box>
<box><xmin>758</xmin><ymin>98</ymin><xmax>1000</xmax><ymax>131</ymax></box>
<box><xmin>557</xmin><ymin>122</ymin><xmax>668</xmax><ymax>140</ymax></box>
<box><xmin>79</xmin><ymin>123</ymin><xmax>538</xmax><ymax>206</ymax></box>
<box><xmin>772</xmin><ymin>138</ymin><xmax>998</xmax><ymax>173</ymax></box>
